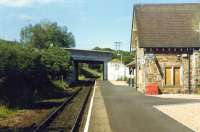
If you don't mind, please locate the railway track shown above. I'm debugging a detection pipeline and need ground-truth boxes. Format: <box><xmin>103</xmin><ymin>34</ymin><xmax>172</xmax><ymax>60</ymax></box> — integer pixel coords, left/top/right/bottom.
<box><xmin>32</xmin><ymin>79</ymin><xmax>95</xmax><ymax>132</ymax></box>
<box><xmin>71</xmin><ymin>80</ymin><xmax>94</xmax><ymax>132</ymax></box>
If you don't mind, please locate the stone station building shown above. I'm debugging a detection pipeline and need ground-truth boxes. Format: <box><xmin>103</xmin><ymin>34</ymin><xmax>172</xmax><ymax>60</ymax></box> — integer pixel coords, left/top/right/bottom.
<box><xmin>131</xmin><ymin>4</ymin><xmax>200</xmax><ymax>94</ymax></box>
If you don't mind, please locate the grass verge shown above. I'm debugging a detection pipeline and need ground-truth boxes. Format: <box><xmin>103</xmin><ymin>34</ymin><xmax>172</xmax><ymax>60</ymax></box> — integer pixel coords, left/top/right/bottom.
<box><xmin>0</xmin><ymin>86</ymin><xmax>79</xmax><ymax>130</ymax></box>
<box><xmin>0</xmin><ymin>106</ymin><xmax>21</xmax><ymax>119</ymax></box>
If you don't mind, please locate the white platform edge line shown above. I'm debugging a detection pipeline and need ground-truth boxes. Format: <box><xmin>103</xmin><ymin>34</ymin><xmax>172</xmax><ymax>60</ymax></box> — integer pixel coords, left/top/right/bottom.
<box><xmin>83</xmin><ymin>81</ymin><xmax>96</xmax><ymax>132</ymax></box>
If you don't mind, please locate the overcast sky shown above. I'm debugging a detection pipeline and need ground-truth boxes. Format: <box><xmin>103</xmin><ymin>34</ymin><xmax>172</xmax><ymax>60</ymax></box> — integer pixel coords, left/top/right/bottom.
<box><xmin>0</xmin><ymin>0</ymin><xmax>200</xmax><ymax>51</ymax></box>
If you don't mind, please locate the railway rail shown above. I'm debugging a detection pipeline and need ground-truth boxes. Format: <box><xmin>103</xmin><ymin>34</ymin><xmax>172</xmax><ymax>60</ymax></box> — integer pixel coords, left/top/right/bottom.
<box><xmin>71</xmin><ymin>79</ymin><xmax>95</xmax><ymax>132</ymax></box>
<box><xmin>32</xmin><ymin>79</ymin><xmax>95</xmax><ymax>132</ymax></box>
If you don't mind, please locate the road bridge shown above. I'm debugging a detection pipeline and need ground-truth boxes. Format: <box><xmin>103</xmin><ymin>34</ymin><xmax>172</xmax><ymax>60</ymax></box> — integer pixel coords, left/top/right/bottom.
<box><xmin>64</xmin><ymin>48</ymin><xmax>113</xmax><ymax>81</ymax></box>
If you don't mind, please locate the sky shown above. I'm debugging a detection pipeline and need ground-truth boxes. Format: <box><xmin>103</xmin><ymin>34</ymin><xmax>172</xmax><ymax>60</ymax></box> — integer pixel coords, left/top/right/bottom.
<box><xmin>0</xmin><ymin>0</ymin><xmax>200</xmax><ymax>51</ymax></box>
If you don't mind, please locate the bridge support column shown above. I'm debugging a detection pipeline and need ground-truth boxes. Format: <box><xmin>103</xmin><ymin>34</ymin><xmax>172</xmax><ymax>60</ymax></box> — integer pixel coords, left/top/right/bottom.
<box><xmin>72</xmin><ymin>61</ymin><xmax>79</xmax><ymax>82</ymax></box>
<box><xmin>103</xmin><ymin>62</ymin><xmax>108</xmax><ymax>80</ymax></box>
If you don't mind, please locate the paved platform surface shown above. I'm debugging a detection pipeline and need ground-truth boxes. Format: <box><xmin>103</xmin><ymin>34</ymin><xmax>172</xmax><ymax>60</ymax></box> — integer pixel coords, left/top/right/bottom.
<box><xmin>89</xmin><ymin>81</ymin><xmax>112</xmax><ymax>132</ymax></box>
<box><xmin>89</xmin><ymin>81</ymin><xmax>200</xmax><ymax>132</ymax></box>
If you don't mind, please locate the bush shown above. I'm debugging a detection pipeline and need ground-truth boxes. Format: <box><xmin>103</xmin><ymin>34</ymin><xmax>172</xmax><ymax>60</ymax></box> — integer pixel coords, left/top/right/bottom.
<box><xmin>52</xmin><ymin>80</ymin><xmax>69</xmax><ymax>91</ymax></box>
<box><xmin>0</xmin><ymin>43</ymin><xmax>71</xmax><ymax>107</ymax></box>
<box><xmin>41</xmin><ymin>47</ymin><xmax>71</xmax><ymax>80</ymax></box>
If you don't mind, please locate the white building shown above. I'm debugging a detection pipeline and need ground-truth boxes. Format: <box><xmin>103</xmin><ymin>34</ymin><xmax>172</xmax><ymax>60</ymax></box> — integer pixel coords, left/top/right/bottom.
<box><xmin>107</xmin><ymin>62</ymin><xmax>129</xmax><ymax>81</ymax></box>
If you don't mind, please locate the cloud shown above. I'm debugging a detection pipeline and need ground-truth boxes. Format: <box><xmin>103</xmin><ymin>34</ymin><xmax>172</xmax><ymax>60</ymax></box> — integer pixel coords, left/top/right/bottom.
<box><xmin>16</xmin><ymin>14</ymin><xmax>46</xmax><ymax>23</ymax></box>
<box><xmin>18</xmin><ymin>14</ymin><xmax>32</xmax><ymax>20</ymax></box>
<box><xmin>0</xmin><ymin>0</ymin><xmax>64</xmax><ymax>7</ymax></box>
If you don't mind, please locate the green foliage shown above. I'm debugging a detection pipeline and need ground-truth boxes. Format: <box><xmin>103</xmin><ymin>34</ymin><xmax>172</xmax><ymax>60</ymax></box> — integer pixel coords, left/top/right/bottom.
<box><xmin>82</xmin><ymin>67</ymin><xmax>103</xmax><ymax>80</ymax></box>
<box><xmin>92</xmin><ymin>46</ymin><xmax>135</xmax><ymax>64</ymax></box>
<box><xmin>93</xmin><ymin>47</ymin><xmax>113</xmax><ymax>52</ymax></box>
<box><xmin>79</xmin><ymin>67</ymin><xmax>100</xmax><ymax>79</ymax></box>
<box><xmin>0</xmin><ymin>105</ymin><xmax>20</xmax><ymax>118</ymax></box>
<box><xmin>0</xmin><ymin>43</ymin><xmax>42</xmax><ymax>105</ymax></box>
<box><xmin>0</xmin><ymin>39</ymin><xmax>19</xmax><ymax>45</ymax></box>
<box><xmin>91</xmin><ymin>46</ymin><xmax>134</xmax><ymax>73</ymax></box>
<box><xmin>20</xmin><ymin>20</ymin><xmax>75</xmax><ymax>49</ymax></box>
<box><xmin>122</xmin><ymin>51</ymin><xmax>135</xmax><ymax>65</ymax></box>
<box><xmin>52</xmin><ymin>80</ymin><xmax>69</xmax><ymax>91</ymax></box>
<box><xmin>41</xmin><ymin>47</ymin><xmax>71</xmax><ymax>80</ymax></box>
<box><xmin>0</xmin><ymin>42</ymin><xmax>71</xmax><ymax>106</ymax></box>
<box><xmin>0</xmin><ymin>20</ymin><xmax>75</xmax><ymax>107</ymax></box>
<box><xmin>88</xmin><ymin>63</ymin><xmax>103</xmax><ymax>73</ymax></box>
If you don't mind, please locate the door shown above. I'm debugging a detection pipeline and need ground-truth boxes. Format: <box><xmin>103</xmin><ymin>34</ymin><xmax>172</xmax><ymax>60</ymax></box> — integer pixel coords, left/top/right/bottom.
<box><xmin>165</xmin><ymin>67</ymin><xmax>172</xmax><ymax>86</ymax></box>
<box><xmin>174</xmin><ymin>67</ymin><xmax>180</xmax><ymax>86</ymax></box>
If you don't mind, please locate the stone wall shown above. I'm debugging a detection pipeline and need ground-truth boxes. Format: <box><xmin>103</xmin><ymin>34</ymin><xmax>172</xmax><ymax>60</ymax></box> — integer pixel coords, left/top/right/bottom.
<box><xmin>136</xmin><ymin>49</ymin><xmax>199</xmax><ymax>94</ymax></box>
<box><xmin>136</xmin><ymin>46</ymin><xmax>146</xmax><ymax>93</ymax></box>
<box><xmin>191</xmin><ymin>51</ymin><xmax>200</xmax><ymax>92</ymax></box>
<box><xmin>145</xmin><ymin>53</ymin><xmax>190</xmax><ymax>93</ymax></box>
<box><xmin>134</xmin><ymin>33</ymin><xmax>200</xmax><ymax>94</ymax></box>
<box><xmin>139</xmin><ymin>51</ymin><xmax>200</xmax><ymax>93</ymax></box>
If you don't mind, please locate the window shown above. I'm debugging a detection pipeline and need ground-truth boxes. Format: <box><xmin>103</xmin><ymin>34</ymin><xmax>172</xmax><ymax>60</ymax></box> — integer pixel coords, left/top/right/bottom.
<box><xmin>165</xmin><ymin>67</ymin><xmax>180</xmax><ymax>86</ymax></box>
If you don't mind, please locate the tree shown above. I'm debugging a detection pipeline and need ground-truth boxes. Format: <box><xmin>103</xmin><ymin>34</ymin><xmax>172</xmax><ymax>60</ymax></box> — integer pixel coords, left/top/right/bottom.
<box><xmin>0</xmin><ymin>42</ymin><xmax>71</xmax><ymax>106</ymax></box>
<box><xmin>20</xmin><ymin>20</ymin><xmax>75</xmax><ymax>49</ymax></box>
<box><xmin>93</xmin><ymin>46</ymin><xmax>113</xmax><ymax>52</ymax></box>
<box><xmin>92</xmin><ymin>47</ymin><xmax>135</xmax><ymax>64</ymax></box>
<box><xmin>41</xmin><ymin>47</ymin><xmax>71</xmax><ymax>80</ymax></box>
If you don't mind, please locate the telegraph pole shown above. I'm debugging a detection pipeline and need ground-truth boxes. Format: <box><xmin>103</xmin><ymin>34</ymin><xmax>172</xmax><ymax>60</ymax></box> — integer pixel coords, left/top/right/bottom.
<box><xmin>114</xmin><ymin>41</ymin><xmax>122</xmax><ymax>54</ymax></box>
<box><xmin>114</xmin><ymin>41</ymin><xmax>124</xmax><ymax>80</ymax></box>
<box><xmin>114</xmin><ymin>41</ymin><xmax>123</xmax><ymax>64</ymax></box>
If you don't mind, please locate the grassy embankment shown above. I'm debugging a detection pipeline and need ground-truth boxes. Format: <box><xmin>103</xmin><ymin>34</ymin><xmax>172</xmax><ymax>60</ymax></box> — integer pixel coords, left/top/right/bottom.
<box><xmin>0</xmin><ymin>80</ymin><xmax>76</xmax><ymax>129</ymax></box>
<box><xmin>79</xmin><ymin>67</ymin><xmax>103</xmax><ymax>80</ymax></box>
<box><xmin>0</xmin><ymin>69</ymin><xmax>97</xmax><ymax>130</ymax></box>
<box><xmin>0</xmin><ymin>106</ymin><xmax>21</xmax><ymax>119</ymax></box>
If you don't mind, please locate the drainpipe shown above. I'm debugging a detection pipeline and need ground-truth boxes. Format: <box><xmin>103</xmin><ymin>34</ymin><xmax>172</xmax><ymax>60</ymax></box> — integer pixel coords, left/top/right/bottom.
<box><xmin>144</xmin><ymin>56</ymin><xmax>147</xmax><ymax>93</ymax></box>
<box><xmin>188</xmin><ymin>53</ymin><xmax>191</xmax><ymax>94</ymax></box>
<box><xmin>135</xmin><ymin>48</ymin><xmax>138</xmax><ymax>90</ymax></box>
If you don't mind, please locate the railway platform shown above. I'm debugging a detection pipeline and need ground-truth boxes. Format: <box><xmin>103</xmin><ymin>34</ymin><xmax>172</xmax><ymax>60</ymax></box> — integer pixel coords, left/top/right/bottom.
<box><xmin>86</xmin><ymin>81</ymin><xmax>198</xmax><ymax>132</ymax></box>
<box><xmin>88</xmin><ymin>81</ymin><xmax>112</xmax><ymax>132</ymax></box>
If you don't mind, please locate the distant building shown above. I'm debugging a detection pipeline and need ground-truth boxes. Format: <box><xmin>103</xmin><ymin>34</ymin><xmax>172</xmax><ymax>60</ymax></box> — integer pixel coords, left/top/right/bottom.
<box><xmin>131</xmin><ymin>3</ymin><xmax>200</xmax><ymax>94</ymax></box>
<box><xmin>108</xmin><ymin>62</ymin><xmax>129</xmax><ymax>81</ymax></box>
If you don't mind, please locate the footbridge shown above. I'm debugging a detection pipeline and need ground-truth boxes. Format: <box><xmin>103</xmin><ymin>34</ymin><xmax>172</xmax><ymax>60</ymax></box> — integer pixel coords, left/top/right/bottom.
<box><xmin>64</xmin><ymin>48</ymin><xmax>113</xmax><ymax>81</ymax></box>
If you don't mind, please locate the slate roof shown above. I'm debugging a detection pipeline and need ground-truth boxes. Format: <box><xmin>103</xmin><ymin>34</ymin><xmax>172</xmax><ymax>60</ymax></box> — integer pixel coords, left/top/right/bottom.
<box><xmin>135</xmin><ymin>3</ymin><xmax>200</xmax><ymax>48</ymax></box>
